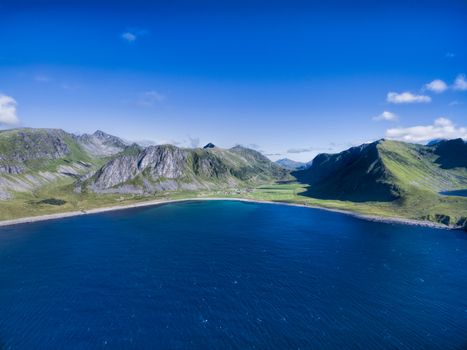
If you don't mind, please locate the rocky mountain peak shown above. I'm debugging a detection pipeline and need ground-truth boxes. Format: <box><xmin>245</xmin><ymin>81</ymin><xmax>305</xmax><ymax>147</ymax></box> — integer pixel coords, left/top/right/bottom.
<box><xmin>77</xmin><ymin>130</ymin><xmax>127</xmax><ymax>156</ymax></box>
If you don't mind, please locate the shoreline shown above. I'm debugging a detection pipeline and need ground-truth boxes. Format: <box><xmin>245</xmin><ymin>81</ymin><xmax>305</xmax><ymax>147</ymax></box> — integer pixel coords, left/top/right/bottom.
<box><xmin>0</xmin><ymin>197</ymin><xmax>453</xmax><ymax>230</ymax></box>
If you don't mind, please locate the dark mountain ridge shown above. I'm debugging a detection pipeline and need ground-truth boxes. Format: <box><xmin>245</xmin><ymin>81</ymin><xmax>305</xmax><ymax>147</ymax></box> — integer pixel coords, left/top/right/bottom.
<box><xmin>0</xmin><ymin>127</ymin><xmax>465</xmax><ymax>228</ymax></box>
<box><xmin>275</xmin><ymin>158</ymin><xmax>307</xmax><ymax>170</ymax></box>
<box><xmin>293</xmin><ymin>141</ymin><xmax>400</xmax><ymax>202</ymax></box>
<box><xmin>432</xmin><ymin>138</ymin><xmax>467</xmax><ymax>169</ymax></box>
<box><xmin>294</xmin><ymin>138</ymin><xmax>467</xmax><ymax>202</ymax></box>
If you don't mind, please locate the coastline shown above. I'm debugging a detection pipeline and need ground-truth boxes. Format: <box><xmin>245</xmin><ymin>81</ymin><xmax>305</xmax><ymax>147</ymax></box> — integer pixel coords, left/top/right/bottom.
<box><xmin>0</xmin><ymin>197</ymin><xmax>453</xmax><ymax>230</ymax></box>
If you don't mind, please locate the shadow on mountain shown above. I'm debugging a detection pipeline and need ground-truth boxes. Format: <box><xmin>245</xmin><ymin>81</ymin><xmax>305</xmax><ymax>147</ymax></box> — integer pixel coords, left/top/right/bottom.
<box><xmin>291</xmin><ymin>141</ymin><xmax>400</xmax><ymax>203</ymax></box>
<box><xmin>292</xmin><ymin>171</ymin><xmax>399</xmax><ymax>202</ymax></box>
<box><xmin>432</xmin><ymin>138</ymin><xmax>467</xmax><ymax>169</ymax></box>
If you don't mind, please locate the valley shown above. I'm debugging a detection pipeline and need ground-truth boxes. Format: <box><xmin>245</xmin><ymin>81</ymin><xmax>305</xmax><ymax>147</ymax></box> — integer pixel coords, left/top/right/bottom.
<box><xmin>0</xmin><ymin>128</ymin><xmax>466</xmax><ymax>229</ymax></box>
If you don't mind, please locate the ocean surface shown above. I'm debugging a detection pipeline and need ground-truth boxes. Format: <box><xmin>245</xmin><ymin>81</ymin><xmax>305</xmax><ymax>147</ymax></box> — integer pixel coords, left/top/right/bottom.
<box><xmin>440</xmin><ymin>189</ymin><xmax>467</xmax><ymax>197</ymax></box>
<box><xmin>0</xmin><ymin>200</ymin><xmax>466</xmax><ymax>349</ymax></box>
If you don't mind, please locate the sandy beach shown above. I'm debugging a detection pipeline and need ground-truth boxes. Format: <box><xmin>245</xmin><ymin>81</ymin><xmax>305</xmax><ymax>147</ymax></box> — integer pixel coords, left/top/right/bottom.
<box><xmin>0</xmin><ymin>197</ymin><xmax>453</xmax><ymax>230</ymax></box>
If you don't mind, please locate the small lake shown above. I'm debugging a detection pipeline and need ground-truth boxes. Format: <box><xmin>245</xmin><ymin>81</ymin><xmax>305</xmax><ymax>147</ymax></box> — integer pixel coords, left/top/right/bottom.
<box><xmin>0</xmin><ymin>200</ymin><xmax>466</xmax><ymax>349</ymax></box>
<box><xmin>440</xmin><ymin>189</ymin><xmax>467</xmax><ymax>197</ymax></box>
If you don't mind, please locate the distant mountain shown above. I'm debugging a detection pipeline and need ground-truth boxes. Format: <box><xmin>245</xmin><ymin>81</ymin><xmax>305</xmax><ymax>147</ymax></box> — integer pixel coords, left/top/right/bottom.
<box><xmin>426</xmin><ymin>138</ymin><xmax>446</xmax><ymax>146</ymax></box>
<box><xmin>294</xmin><ymin>139</ymin><xmax>467</xmax><ymax>202</ymax></box>
<box><xmin>77</xmin><ymin>130</ymin><xmax>128</xmax><ymax>156</ymax></box>
<box><xmin>432</xmin><ymin>138</ymin><xmax>467</xmax><ymax>169</ymax></box>
<box><xmin>0</xmin><ymin>127</ymin><xmax>465</xmax><ymax>228</ymax></box>
<box><xmin>275</xmin><ymin>158</ymin><xmax>306</xmax><ymax>170</ymax></box>
<box><xmin>83</xmin><ymin>144</ymin><xmax>289</xmax><ymax>194</ymax></box>
<box><xmin>0</xmin><ymin>128</ymin><xmax>129</xmax><ymax>200</ymax></box>
<box><xmin>0</xmin><ymin>128</ymin><xmax>289</xmax><ymax>199</ymax></box>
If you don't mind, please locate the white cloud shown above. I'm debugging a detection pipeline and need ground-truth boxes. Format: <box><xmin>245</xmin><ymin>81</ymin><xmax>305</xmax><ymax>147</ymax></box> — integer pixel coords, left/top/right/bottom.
<box><xmin>373</xmin><ymin>111</ymin><xmax>398</xmax><ymax>122</ymax></box>
<box><xmin>386</xmin><ymin>118</ymin><xmax>467</xmax><ymax>143</ymax></box>
<box><xmin>0</xmin><ymin>94</ymin><xmax>20</xmax><ymax>126</ymax></box>
<box><xmin>61</xmin><ymin>83</ymin><xmax>79</xmax><ymax>90</ymax></box>
<box><xmin>138</xmin><ymin>90</ymin><xmax>166</xmax><ymax>106</ymax></box>
<box><xmin>188</xmin><ymin>136</ymin><xmax>200</xmax><ymax>148</ymax></box>
<box><xmin>246</xmin><ymin>143</ymin><xmax>261</xmax><ymax>150</ymax></box>
<box><xmin>424</xmin><ymin>79</ymin><xmax>448</xmax><ymax>93</ymax></box>
<box><xmin>135</xmin><ymin>139</ymin><xmax>157</xmax><ymax>147</ymax></box>
<box><xmin>121</xmin><ymin>28</ymin><xmax>148</xmax><ymax>43</ymax></box>
<box><xmin>264</xmin><ymin>153</ymin><xmax>282</xmax><ymax>157</ymax></box>
<box><xmin>287</xmin><ymin>147</ymin><xmax>313</xmax><ymax>154</ymax></box>
<box><xmin>34</xmin><ymin>74</ymin><xmax>51</xmax><ymax>83</ymax></box>
<box><xmin>387</xmin><ymin>91</ymin><xmax>431</xmax><ymax>104</ymax></box>
<box><xmin>453</xmin><ymin>74</ymin><xmax>467</xmax><ymax>91</ymax></box>
<box><xmin>449</xmin><ymin>100</ymin><xmax>462</xmax><ymax>106</ymax></box>
<box><xmin>286</xmin><ymin>145</ymin><xmax>335</xmax><ymax>154</ymax></box>
<box><xmin>121</xmin><ymin>32</ymin><xmax>137</xmax><ymax>42</ymax></box>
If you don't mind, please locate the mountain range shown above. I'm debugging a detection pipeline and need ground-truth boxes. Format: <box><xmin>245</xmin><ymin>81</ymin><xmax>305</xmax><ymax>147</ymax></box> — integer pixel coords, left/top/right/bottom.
<box><xmin>0</xmin><ymin>128</ymin><xmax>466</xmax><ymax>228</ymax></box>
<box><xmin>293</xmin><ymin>138</ymin><xmax>467</xmax><ymax>202</ymax></box>
<box><xmin>275</xmin><ymin>158</ymin><xmax>308</xmax><ymax>170</ymax></box>
<box><xmin>0</xmin><ymin>128</ymin><xmax>288</xmax><ymax>200</ymax></box>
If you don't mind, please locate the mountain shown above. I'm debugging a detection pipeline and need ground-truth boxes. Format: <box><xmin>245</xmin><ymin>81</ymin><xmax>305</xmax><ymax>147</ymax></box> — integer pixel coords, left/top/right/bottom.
<box><xmin>82</xmin><ymin>144</ymin><xmax>289</xmax><ymax>194</ymax></box>
<box><xmin>293</xmin><ymin>139</ymin><xmax>467</xmax><ymax>226</ymax></box>
<box><xmin>76</xmin><ymin>130</ymin><xmax>128</xmax><ymax>156</ymax></box>
<box><xmin>0</xmin><ymin>128</ymin><xmax>128</xmax><ymax>200</ymax></box>
<box><xmin>0</xmin><ymin>128</ymin><xmax>288</xmax><ymax>199</ymax></box>
<box><xmin>426</xmin><ymin>138</ymin><xmax>445</xmax><ymax>146</ymax></box>
<box><xmin>432</xmin><ymin>138</ymin><xmax>467</xmax><ymax>169</ymax></box>
<box><xmin>294</xmin><ymin>139</ymin><xmax>467</xmax><ymax>202</ymax></box>
<box><xmin>0</xmin><ymin>128</ymin><xmax>74</xmax><ymax>174</ymax></box>
<box><xmin>293</xmin><ymin>141</ymin><xmax>398</xmax><ymax>202</ymax></box>
<box><xmin>0</xmin><ymin>128</ymin><xmax>465</xmax><ymax>228</ymax></box>
<box><xmin>275</xmin><ymin>158</ymin><xmax>307</xmax><ymax>170</ymax></box>
<box><xmin>0</xmin><ymin>128</ymin><xmax>87</xmax><ymax>199</ymax></box>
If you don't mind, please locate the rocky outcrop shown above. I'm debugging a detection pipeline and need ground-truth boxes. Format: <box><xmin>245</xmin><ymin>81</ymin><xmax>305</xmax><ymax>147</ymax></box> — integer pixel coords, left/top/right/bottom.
<box><xmin>0</xmin><ymin>128</ymin><xmax>123</xmax><ymax>199</ymax></box>
<box><xmin>85</xmin><ymin>144</ymin><xmax>289</xmax><ymax>193</ymax></box>
<box><xmin>77</xmin><ymin>130</ymin><xmax>128</xmax><ymax>156</ymax></box>
<box><xmin>0</xmin><ymin>129</ymin><xmax>71</xmax><ymax>174</ymax></box>
<box><xmin>89</xmin><ymin>145</ymin><xmax>189</xmax><ymax>191</ymax></box>
<box><xmin>0</xmin><ymin>164</ymin><xmax>24</xmax><ymax>174</ymax></box>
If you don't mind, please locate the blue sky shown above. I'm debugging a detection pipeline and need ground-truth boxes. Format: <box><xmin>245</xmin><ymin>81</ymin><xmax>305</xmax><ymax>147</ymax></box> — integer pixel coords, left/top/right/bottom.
<box><xmin>1</xmin><ymin>0</ymin><xmax>466</xmax><ymax>161</ymax></box>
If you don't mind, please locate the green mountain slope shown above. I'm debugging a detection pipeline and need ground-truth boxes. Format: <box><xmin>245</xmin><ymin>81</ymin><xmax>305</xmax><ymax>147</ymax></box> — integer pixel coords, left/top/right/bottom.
<box><xmin>293</xmin><ymin>138</ymin><xmax>467</xmax><ymax>226</ymax></box>
<box><xmin>377</xmin><ymin>139</ymin><xmax>467</xmax><ymax>193</ymax></box>
<box><xmin>0</xmin><ymin>128</ymin><xmax>465</xmax><ymax>228</ymax></box>
<box><xmin>294</xmin><ymin>141</ymin><xmax>400</xmax><ymax>202</ymax></box>
<box><xmin>294</xmin><ymin>139</ymin><xmax>467</xmax><ymax>200</ymax></box>
<box><xmin>82</xmin><ymin>144</ymin><xmax>289</xmax><ymax>194</ymax></box>
<box><xmin>0</xmin><ymin>128</ymin><xmax>126</xmax><ymax>200</ymax></box>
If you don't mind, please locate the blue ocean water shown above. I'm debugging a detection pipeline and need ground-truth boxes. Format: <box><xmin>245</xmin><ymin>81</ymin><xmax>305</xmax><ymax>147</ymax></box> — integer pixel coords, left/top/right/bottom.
<box><xmin>440</xmin><ymin>189</ymin><xmax>467</xmax><ymax>197</ymax></box>
<box><xmin>0</xmin><ymin>200</ymin><xmax>466</xmax><ymax>349</ymax></box>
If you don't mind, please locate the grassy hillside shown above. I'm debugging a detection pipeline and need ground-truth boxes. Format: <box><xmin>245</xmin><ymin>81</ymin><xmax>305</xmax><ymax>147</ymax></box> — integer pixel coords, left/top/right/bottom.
<box><xmin>294</xmin><ymin>141</ymin><xmax>400</xmax><ymax>202</ymax></box>
<box><xmin>0</xmin><ymin>129</ymin><xmax>465</xmax><ymax>229</ymax></box>
<box><xmin>82</xmin><ymin>144</ymin><xmax>290</xmax><ymax>194</ymax></box>
<box><xmin>292</xmin><ymin>139</ymin><xmax>467</xmax><ymax>227</ymax></box>
<box><xmin>0</xmin><ymin>128</ymin><xmax>120</xmax><ymax>200</ymax></box>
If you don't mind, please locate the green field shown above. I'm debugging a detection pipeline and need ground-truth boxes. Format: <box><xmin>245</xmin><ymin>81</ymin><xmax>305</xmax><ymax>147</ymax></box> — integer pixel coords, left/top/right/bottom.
<box><xmin>1</xmin><ymin>180</ymin><xmax>466</xmax><ymax>229</ymax></box>
<box><xmin>1</xmin><ymin>129</ymin><xmax>466</xmax><ymax>229</ymax></box>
